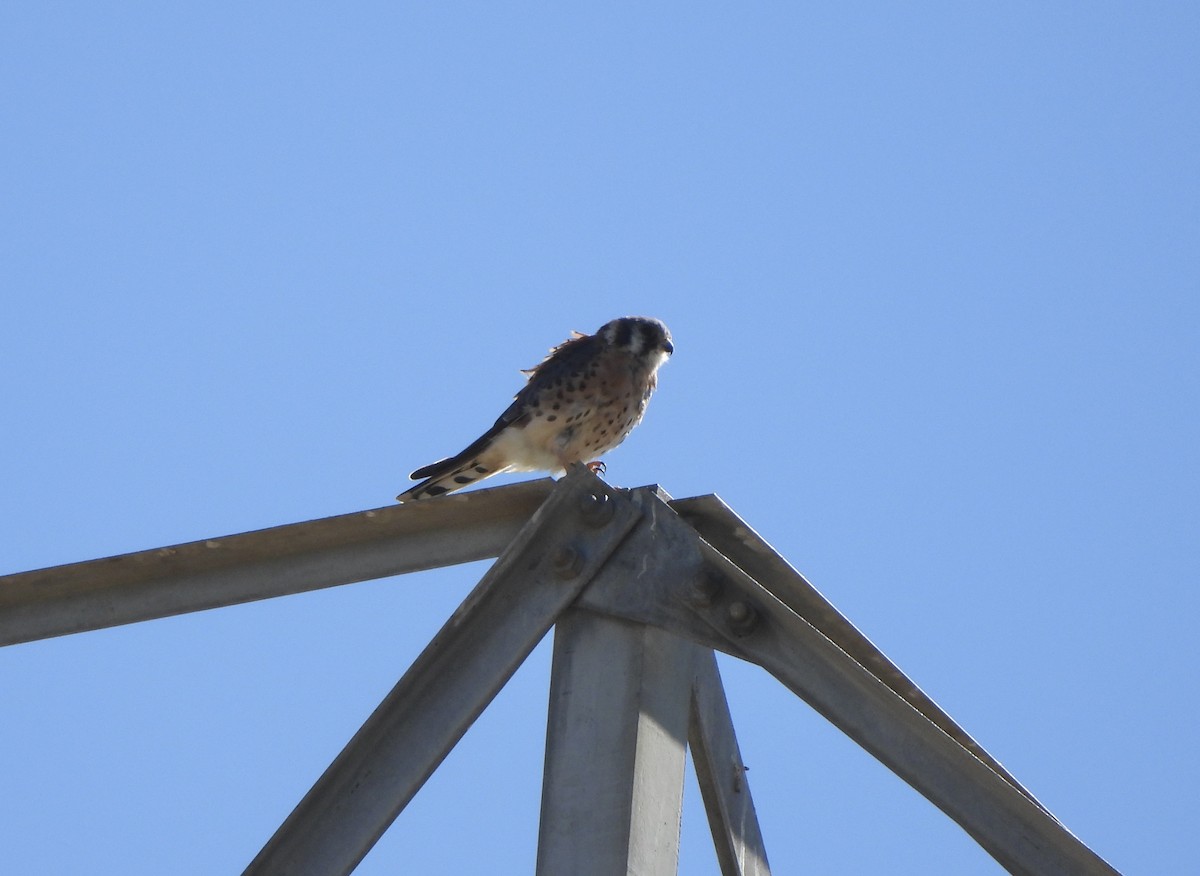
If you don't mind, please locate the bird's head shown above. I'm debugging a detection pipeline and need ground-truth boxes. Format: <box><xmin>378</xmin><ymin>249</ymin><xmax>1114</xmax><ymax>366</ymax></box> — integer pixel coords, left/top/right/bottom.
<box><xmin>599</xmin><ymin>316</ymin><xmax>674</xmax><ymax>365</ymax></box>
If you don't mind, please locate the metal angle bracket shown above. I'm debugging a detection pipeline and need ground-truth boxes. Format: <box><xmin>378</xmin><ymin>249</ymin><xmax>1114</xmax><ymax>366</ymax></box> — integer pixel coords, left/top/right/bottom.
<box><xmin>571</xmin><ymin>485</ymin><xmax>744</xmax><ymax>654</ymax></box>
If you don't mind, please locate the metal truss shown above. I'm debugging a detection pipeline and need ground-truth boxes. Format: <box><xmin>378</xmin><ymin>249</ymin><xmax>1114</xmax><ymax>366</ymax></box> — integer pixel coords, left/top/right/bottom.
<box><xmin>0</xmin><ymin>466</ymin><xmax>1120</xmax><ymax>875</ymax></box>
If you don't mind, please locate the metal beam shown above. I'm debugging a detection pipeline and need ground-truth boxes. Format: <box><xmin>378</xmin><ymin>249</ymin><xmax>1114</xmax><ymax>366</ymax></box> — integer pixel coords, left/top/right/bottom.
<box><xmin>3</xmin><ymin>472</ymin><xmax>1121</xmax><ymax>874</ymax></box>
<box><xmin>536</xmin><ymin>611</ymin><xmax>696</xmax><ymax>876</ymax></box>
<box><xmin>0</xmin><ymin>479</ymin><xmax>555</xmax><ymax>646</ymax></box>
<box><xmin>580</xmin><ymin>487</ymin><xmax>1120</xmax><ymax>876</ymax></box>
<box><xmin>672</xmin><ymin>494</ymin><xmax>1043</xmax><ymax>816</ymax></box>
<box><xmin>689</xmin><ymin>651</ymin><xmax>772</xmax><ymax>876</ymax></box>
<box><xmin>243</xmin><ymin>470</ymin><xmax>641</xmax><ymax>876</ymax></box>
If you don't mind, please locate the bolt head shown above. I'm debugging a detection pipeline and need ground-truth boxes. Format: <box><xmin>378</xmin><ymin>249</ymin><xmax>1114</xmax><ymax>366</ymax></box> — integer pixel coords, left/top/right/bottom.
<box><xmin>726</xmin><ymin>600</ymin><xmax>760</xmax><ymax>636</ymax></box>
<box><xmin>579</xmin><ymin>492</ymin><xmax>615</xmax><ymax>527</ymax></box>
<box><xmin>552</xmin><ymin>546</ymin><xmax>583</xmax><ymax>579</ymax></box>
<box><xmin>686</xmin><ymin>574</ymin><xmax>722</xmax><ymax>607</ymax></box>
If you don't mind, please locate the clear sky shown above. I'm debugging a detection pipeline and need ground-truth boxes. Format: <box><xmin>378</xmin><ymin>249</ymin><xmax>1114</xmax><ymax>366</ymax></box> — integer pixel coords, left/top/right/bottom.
<box><xmin>2</xmin><ymin>3</ymin><xmax>1197</xmax><ymax>874</ymax></box>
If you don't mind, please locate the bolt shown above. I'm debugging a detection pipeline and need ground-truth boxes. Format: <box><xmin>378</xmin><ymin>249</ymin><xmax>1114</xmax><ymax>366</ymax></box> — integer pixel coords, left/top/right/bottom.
<box><xmin>686</xmin><ymin>573</ymin><xmax>722</xmax><ymax>607</ymax></box>
<box><xmin>579</xmin><ymin>492</ymin><xmax>615</xmax><ymax>527</ymax></box>
<box><xmin>726</xmin><ymin>600</ymin><xmax>760</xmax><ymax>636</ymax></box>
<box><xmin>552</xmin><ymin>546</ymin><xmax>583</xmax><ymax>579</ymax></box>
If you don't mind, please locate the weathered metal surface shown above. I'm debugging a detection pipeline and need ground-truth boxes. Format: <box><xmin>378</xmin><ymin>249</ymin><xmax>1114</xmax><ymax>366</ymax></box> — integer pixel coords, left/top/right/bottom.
<box><xmin>243</xmin><ymin>470</ymin><xmax>641</xmax><ymax>876</ymax></box>
<box><xmin>536</xmin><ymin>611</ymin><xmax>696</xmax><ymax>876</ymax></box>
<box><xmin>2</xmin><ymin>469</ymin><xmax>1121</xmax><ymax>875</ymax></box>
<box><xmin>672</xmin><ymin>494</ymin><xmax>1046</xmax><ymax>816</ymax></box>
<box><xmin>0</xmin><ymin>479</ymin><xmax>555</xmax><ymax>646</ymax></box>
<box><xmin>580</xmin><ymin>487</ymin><xmax>1120</xmax><ymax>876</ymax></box>
<box><xmin>689</xmin><ymin>651</ymin><xmax>772</xmax><ymax>876</ymax></box>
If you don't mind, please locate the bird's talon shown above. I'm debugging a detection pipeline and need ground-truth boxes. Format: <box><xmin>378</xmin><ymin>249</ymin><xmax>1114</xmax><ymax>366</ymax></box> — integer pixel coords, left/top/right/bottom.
<box><xmin>586</xmin><ymin>460</ymin><xmax>607</xmax><ymax>476</ymax></box>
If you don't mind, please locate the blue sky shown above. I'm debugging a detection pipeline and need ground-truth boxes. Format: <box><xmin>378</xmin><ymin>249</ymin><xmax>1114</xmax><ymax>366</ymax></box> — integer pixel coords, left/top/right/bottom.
<box><xmin>2</xmin><ymin>3</ymin><xmax>1197</xmax><ymax>873</ymax></box>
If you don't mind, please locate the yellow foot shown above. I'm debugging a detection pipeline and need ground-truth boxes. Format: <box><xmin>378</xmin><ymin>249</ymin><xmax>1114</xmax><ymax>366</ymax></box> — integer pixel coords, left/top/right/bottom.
<box><xmin>586</xmin><ymin>460</ymin><xmax>607</xmax><ymax>476</ymax></box>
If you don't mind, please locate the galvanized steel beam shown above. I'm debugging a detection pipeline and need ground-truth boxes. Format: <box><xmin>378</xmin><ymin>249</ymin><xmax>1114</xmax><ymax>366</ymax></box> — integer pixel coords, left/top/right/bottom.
<box><xmin>579</xmin><ymin>487</ymin><xmax>1119</xmax><ymax>876</ymax></box>
<box><xmin>0</xmin><ymin>479</ymin><xmax>555</xmax><ymax>646</ymax></box>
<box><xmin>536</xmin><ymin>611</ymin><xmax>697</xmax><ymax>876</ymax></box>
<box><xmin>671</xmin><ymin>494</ymin><xmax>1043</xmax><ymax>816</ymax></box>
<box><xmin>243</xmin><ymin>469</ymin><xmax>641</xmax><ymax>876</ymax></box>
<box><xmin>2</xmin><ymin>469</ymin><xmax>1121</xmax><ymax>875</ymax></box>
<box><xmin>689</xmin><ymin>650</ymin><xmax>772</xmax><ymax>876</ymax></box>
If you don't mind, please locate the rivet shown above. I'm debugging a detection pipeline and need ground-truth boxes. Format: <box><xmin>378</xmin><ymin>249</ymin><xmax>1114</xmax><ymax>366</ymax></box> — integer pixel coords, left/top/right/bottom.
<box><xmin>726</xmin><ymin>600</ymin><xmax>760</xmax><ymax>636</ymax></box>
<box><xmin>552</xmin><ymin>546</ymin><xmax>583</xmax><ymax>579</ymax></box>
<box><xmin>686</xmin><ymin>573</ymin><xmax>722</xmax><ymax>607</ymax></box>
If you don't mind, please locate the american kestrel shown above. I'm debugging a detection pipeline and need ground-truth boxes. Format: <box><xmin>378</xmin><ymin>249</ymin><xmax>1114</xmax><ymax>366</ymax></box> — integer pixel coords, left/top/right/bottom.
<box><xmin>397</xmin><ymin>316</ymin><xmax>674</xmax><ymax>502</ymax></box>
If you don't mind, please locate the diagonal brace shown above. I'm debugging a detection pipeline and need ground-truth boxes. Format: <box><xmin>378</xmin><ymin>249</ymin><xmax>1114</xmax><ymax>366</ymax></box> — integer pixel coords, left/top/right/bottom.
<box><xmin>243</xmin><ymin>468</ymin><xmax>641</xmax><ymax>876</ymax></box>
<box><xmin>690</xmin><ymin>651</ymin><xmax>772</xmax><ymax>876</ymax></box>
<box><xmin>672</xmin><ymin>494</ymin><xmax>1043</xmax><ymax>817</ymax></box>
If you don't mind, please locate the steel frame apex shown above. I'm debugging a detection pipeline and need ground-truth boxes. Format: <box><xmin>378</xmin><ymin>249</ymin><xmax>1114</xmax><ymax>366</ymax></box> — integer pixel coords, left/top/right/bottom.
<box><xmin>0</xmin><ymin>465</ymin><xmax>1121</xmax><ymax>876</ymax></box>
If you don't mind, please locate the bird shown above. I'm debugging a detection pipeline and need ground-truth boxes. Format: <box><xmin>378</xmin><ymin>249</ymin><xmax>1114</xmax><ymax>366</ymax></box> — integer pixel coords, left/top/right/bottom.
<box><xmin>397</xmin><ymin>316</ymin><xmax>673</xmax><ymax>501</ymax></box>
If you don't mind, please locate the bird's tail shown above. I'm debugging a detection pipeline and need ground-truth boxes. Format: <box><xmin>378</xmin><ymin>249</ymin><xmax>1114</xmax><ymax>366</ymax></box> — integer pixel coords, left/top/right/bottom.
<box><xmin>396</xmin><ymin>452</ymin><xmax>503</xmax><ymax>502</ymax></box>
